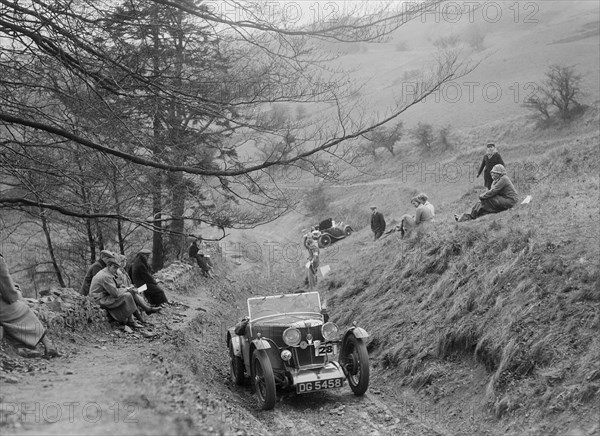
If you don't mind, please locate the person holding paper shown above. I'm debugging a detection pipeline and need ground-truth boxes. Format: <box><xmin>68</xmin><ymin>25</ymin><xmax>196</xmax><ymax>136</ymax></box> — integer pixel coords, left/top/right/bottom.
<box><xmin>89</xmin><ymin>258</ymin><xmax>159</xmax><ymax>329</ymax></box>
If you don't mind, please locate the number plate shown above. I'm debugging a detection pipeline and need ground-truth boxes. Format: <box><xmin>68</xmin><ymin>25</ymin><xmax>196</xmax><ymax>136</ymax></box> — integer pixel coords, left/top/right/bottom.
<box><xmin>296</xmin><ymin>378</ymin><xmax>344</xmax><ymax>394</ymax></box>
<box><xmin>315</xmin><ymin>343</ymin><xmax>337</xmax><ymax>356</ymax></box>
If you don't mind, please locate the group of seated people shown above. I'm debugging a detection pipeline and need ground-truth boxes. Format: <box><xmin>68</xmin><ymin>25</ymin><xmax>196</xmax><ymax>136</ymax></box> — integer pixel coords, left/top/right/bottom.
<box><xmin>80</xmin><ymin>248</ymin><xmax>168</xmax><ymax>329</ymax></box>
<box><xmin>395</xmin><ymin>164</ymin><xmax>519</xmax><ymax>237</ymax></box>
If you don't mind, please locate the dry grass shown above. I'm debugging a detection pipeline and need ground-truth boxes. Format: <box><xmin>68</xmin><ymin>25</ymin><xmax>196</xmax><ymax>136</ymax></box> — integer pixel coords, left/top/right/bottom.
<box><xmin>318</xmin><ymin>109</ymin><xmax>599</xmax><ymax>431</ymax></box>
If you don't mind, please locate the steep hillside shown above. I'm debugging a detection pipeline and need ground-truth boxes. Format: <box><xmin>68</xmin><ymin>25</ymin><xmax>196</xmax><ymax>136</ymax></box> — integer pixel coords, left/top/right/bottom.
<box><xmin>309</xmin><ymin>115</ymin><xmax>600</xmax><ymax>435</ymax></box>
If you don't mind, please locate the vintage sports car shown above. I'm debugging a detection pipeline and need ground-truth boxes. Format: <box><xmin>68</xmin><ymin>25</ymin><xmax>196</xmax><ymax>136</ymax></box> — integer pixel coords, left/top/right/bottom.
<box><xmin>303</xmin><ymin>218</ymin><xmax>354</xmax><ymax>249</ymax></box>
<box><xmin>226</xmin><ymin>291</ymin><xmax>370</xmax><ymax>410</ymax></box>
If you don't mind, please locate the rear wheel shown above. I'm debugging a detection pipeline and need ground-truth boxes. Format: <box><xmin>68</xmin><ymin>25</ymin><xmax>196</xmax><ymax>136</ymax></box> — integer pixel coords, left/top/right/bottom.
<box><xmin>319</xmin><ymin>234</ymin><xmax>332</xmax><ymax>248</ymax></box>
<box><xmin>341</xmin><ymin>334</ymin><xmax>370</xmax><ymax>396</ymax></box>
<box><xmin>253</xmin><ymin>349</ymin><xmax>276</xmax><ymax>410</ymax></box>
<box><xmin>229</xmin><ymin>340</ymin><xmax>244</xmax><ymax>385</ymax></box>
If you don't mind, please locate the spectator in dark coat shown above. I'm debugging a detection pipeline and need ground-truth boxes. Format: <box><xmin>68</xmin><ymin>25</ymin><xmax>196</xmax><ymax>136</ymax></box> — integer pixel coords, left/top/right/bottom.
<box><xmin>131</xmin><ymin>249</ymin><xmax>169</xmax><ymax>306</ymax></box>
<box><xmin>370</xmin><ymin>206</ymin><xmax>386</xmax><ymax>240</ymax></box>
<box><xmin>456</xmin><ymin>164</ymin><xmax>519</xmax><ymax>221</ymax></box>
<box><xmin>80</xmin><ymin>250</ymin><xmax>115</xmax><ymax>296</ymax></box>
<box><xmin>477</xmin><ymin>143</ymin><xmax>505</xmax><ymax>189</ymax></box>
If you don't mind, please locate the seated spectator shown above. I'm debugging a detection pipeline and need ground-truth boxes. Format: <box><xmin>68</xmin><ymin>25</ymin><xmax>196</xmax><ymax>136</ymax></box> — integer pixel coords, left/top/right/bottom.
<box><xmin>131</xmin><ymin>249</ymin><xmax>169</xmax><ymax>306</ymax></box>
<box><xmin>455</xmin><ymin>164</ymin><xmax>518</xmax><ymax>222</ymax></box>
<box><xmin>89</xmin><ymin>258</ymin><xmax>159</xmax><ymax>329</ymax></box>
<box><xmin>80</xmin><ymin>250</ymin><xmax>114</xmax><ymax>296</ymax></box>
<box><xmin>417</xmin><ymin>193</ymin><xmax>435</xmax><ymax>216</ymax></box>
<box><xmin>400</xmin><ymin>195</ymin><xmax>435</xmax><ymax>237</ymax></box>
<box><xmin>114</xmin><ymin>253</ymin><xmax>133</xmax><ymax>288</ymax></box>
<box><xmin>0</xmin><ymin>253</ymin><xmax>60</xmax><ymax>358</ymax></box>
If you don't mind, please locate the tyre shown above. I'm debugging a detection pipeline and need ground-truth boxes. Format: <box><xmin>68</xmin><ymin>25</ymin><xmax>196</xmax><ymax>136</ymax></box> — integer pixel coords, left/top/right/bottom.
<box><xmin>340</xmin><ymin>334</ymin><xmax>370</xmax><ymax>396</ymax></box>
<box><xmin>229</xmin><ymin>340</ymin><xmax>245</xmax><ymax>386</ymax></box>
<box><xmin>319</xmin><ymin>234</ymin><xmax>332</xmax><ymax>248</ymax></box>
<box><xmin>344</xmin><ymin>227</ymin><xmax>353</xmax><ymax>236</ymax></box>
<box><xmin>253</xmin><ymin>349</ymin><xmax>276</xmax><ymax>410</ymax></box>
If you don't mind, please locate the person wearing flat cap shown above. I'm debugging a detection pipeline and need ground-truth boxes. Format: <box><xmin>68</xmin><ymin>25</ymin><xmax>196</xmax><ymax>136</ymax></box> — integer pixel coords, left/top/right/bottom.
<box><xmin>131</xmin><ymin>248</ymin><xmax>169</xmax><ymax>306</ymax></box>
<box><xmin>80</xmin><ymin>249</ymin><xmax>115</xmax><ymax>296</ymax></box>
<box><xmin>455</xmin><ymin>164</ymin><xmax>519</xmax><ymax>222</ymax></box>
<box><xmin>477</xmin><ymin>143</ymin><xmax>505</xmax><ymax>190</ymax></box>
<box><xmin>370</xmin><ymin>206</ymin><xmax>386</xmax><ymax>240</ymax></box>
<box><xmin>89</xmin><ymin>257</ymin><xmax>155</xmax><ymax>329</ymax></box>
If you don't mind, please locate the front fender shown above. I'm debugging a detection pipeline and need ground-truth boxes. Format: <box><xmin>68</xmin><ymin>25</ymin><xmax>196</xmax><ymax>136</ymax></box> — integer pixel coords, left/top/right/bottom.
<box><xmin>343</xmin><ymin>326</ymin><xmax>369</xmax><ymax>343</ymax></box>
<box><xmin>229</xmin><ymin>334</ymin><xmax>243</xmax><ymax>357</ymax></box>
<box><xmin>251</xmin><ymin>338</ymin><xmax>272</xmax><ymax>350</ymax></box>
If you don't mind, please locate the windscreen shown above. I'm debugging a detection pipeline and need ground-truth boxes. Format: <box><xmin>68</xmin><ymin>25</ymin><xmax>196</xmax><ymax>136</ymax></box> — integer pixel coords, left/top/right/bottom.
<box><xmin>248</xmin><ymin>292</ymin><xmax>321</xmax><ymax>321</ymax></box>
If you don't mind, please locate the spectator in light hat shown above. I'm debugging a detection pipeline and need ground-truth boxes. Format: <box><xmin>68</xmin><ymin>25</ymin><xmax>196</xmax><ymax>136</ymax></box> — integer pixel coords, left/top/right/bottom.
<box><xmin>455</xmin><ymin>164</ymin><xmax>519</xmax><ymax>222</ymax></box>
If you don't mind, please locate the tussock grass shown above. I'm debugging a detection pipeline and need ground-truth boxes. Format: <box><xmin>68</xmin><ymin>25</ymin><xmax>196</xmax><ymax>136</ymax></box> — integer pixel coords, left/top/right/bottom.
<box><xmin>320</xmin><ymin>129</ymin><xmax>599</xmax><ymax>429</ymax></box>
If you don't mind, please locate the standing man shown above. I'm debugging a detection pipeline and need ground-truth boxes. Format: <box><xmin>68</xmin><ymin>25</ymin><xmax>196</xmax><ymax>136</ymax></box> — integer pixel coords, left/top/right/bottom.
<box><xmin>370</xmin><ymin>206</ymin><xmax>386</xmax><ymax>240</ymax></box>
<box><xmin>477</xmin><ymin>143</ymin><xmax>505</xmax><ymax>189</ymax></box>
<box><xmin>305</xmin><ymin>238</ymin><xmax>320</xmax><ymax>289</ymax></box>
<box><xmin>80</xmin><ymin>250</ymin><xmax>115</xmax><ymax>296</ymax></box>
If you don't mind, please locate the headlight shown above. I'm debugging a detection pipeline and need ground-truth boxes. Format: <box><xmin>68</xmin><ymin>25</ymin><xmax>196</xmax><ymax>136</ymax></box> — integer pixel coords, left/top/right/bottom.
<box><xmin>280</xmin><ymin>350</ymin><xmax>292</xmax><ymax>361</ymax></box>
<box><xmin>321</xmin><ymin>322</ymin><xmax>339</xmax><ymax>341</ymax></box>
<box><xmin>282</xmin><ymin>327</ymin><xmax>301</xmax><ymax>346</ymax></box>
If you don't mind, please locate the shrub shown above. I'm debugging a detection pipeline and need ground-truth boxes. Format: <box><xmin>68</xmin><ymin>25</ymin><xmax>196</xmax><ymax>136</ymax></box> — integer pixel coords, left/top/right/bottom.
<box><xmin>523</xmin><ymin>64</ymin><xmax>584</xmax><ymax>122</ymax></box>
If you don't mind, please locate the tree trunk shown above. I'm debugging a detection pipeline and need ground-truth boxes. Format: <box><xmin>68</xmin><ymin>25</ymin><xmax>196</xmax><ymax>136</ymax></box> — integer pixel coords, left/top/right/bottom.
<box><xmin>111</xmin><ymin>171</ymin><xmax>125</xmax><ymax>255</ymax></box>
<box><xmin>39</xmin><ymin>209</ymin><xmax>66</xmax><ymax>287</ymax></box>
<box><xmin>169</xmin><ymin>170</ymin><xmax>186</xmax><ymax>259</ymax></box>
<box><xmin>151</xmin><ymin>169</ymin><xmax>164</xmax><ymax>271</ymax></box>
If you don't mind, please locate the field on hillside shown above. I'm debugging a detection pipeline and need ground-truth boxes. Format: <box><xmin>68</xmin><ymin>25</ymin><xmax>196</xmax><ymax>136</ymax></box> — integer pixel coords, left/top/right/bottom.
<box><xmin>294</xmin><ymin>107</ymin><xmax>599</xmax><ymax>436</ymax></box>
<box><xmin>310</xmin><ymin>0</ymin><xmax>600</xmax><ymax>130</ymax></box>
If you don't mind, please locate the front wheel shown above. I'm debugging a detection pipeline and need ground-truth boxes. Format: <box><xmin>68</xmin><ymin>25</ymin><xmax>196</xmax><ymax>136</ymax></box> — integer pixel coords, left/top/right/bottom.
<box><xmin>344</xmin><ymin>227</ymin><xmax>353</xmax><ymax>236</ymax></box>
<box><xmin>340</xmin><ymin>334</ymin><xmax>370</xmax><ymax>396</ymax></box>
<box><xmin>253</xmin><ymin>349</ymin><xmax>276</xmax><ymax>410</ymax></box>
<box><xmin>229</xmin><ymin>340</ymin><xmax>244</xmax><ymax>386</ymax></box>
<box><xmin>319</xmin><ymin>234</ymin><xmax>332</xmax><ymax>248</ymax></box>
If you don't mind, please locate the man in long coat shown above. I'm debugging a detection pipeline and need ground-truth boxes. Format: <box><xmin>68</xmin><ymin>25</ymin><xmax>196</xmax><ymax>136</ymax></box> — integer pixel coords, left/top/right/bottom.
<box><xmin>370</xmin><ymin>206</ymin><xmax>386</xmax><ymax>240</ymax></box>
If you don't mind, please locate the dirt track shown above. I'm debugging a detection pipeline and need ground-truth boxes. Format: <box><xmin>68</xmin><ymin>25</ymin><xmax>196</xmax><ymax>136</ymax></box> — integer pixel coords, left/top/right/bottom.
<box><xmin>0</xmin><ymin>277</ymin><xmax>454</xmax><ymax>436</ymax></box>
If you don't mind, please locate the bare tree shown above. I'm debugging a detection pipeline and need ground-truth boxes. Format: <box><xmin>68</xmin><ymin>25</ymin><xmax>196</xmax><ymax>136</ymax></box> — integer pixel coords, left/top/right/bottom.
<box><xmin>412</xmin><ymin>122</ymin><xmax>435</xmax><ymax>150</ymax></box>
<box><xmin>524</xmin><ymin>64</ymin><xmax>583</xmax><ymax>120</ymax></box>
<box><xmin>362</xmin><ymin>122</ymin><xmax>403</xmax><ymax>157</ymax></box>
<box><xmin>0</xmin><ymin>0</ymin><xmax>474</xmax><ymax>280</ymax></box>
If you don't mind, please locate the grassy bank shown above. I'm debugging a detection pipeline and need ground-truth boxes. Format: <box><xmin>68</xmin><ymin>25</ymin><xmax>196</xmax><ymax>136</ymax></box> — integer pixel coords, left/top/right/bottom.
<box><xmin>317</xmin><ymin>118</ymin><xmax>599</xmax><ymax>434</ymax></box>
